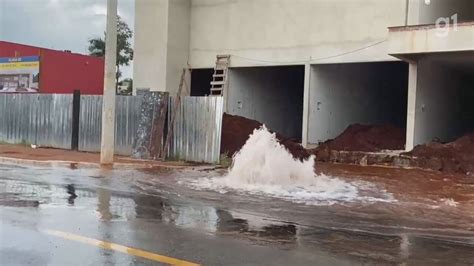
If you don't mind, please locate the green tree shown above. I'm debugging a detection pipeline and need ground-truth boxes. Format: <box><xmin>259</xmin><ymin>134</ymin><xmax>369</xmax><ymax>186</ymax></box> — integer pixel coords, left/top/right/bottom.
<box><xmin>88</xmin><ymin>16</ymin><xmax>133</xmax><ymax>93</ymax></box>
<box><xmin>118</xmin><ymin>78</ymin><xmax>133</xmax><ymax>95</ymax></box>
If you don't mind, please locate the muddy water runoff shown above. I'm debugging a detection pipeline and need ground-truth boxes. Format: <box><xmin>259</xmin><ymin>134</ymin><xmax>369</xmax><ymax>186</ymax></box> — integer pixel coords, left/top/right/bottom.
<box><xmin>1</xmin><ymin>128</ymin><xmax>473</xmax><ymax>264</ymax></box>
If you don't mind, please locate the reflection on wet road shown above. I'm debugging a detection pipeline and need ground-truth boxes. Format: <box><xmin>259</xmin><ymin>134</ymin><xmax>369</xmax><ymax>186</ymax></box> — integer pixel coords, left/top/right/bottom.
<box><xmin>0</xmin><ymin>163</ymin><xmax>473</xmax><ymax>265</ymax></box>
<box><xmin>43</xmin><ymin>229</ymin><xmax>200</xmax><ymax>266</ymax></box>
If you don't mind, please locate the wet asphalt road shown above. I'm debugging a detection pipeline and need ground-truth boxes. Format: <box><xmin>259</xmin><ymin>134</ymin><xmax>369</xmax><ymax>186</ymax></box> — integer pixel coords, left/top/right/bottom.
<box><xmin>1</xmin><ymin>163</ymin><xmax>473</xmax><ymax>265</ymax></box>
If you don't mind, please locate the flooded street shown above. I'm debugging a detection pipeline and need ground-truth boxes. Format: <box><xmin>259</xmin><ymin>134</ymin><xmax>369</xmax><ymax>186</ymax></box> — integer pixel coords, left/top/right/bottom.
<box><xmin>3</xmin><ymin>0</ymin><xmax>474</xmax><ymax>265</ymax></box>
<box><xmin>1</xmin><ymin>162</ymin><xmax>473</xmax><ymax>265</ymax></box>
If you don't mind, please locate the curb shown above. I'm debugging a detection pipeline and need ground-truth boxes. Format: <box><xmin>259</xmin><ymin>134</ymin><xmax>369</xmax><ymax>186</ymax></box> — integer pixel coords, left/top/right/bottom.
<box><xmin>0</xmin><ymin>156</ymin><xmax>191</xmax><ymax>170</ymax></box>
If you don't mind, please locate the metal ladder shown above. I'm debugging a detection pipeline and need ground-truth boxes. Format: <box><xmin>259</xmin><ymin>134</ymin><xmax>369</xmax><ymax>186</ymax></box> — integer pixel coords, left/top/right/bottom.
<box><xmin>209</xmin><ymin>55</ymin><xmax>230</xmax><ymax>96</ymax></box>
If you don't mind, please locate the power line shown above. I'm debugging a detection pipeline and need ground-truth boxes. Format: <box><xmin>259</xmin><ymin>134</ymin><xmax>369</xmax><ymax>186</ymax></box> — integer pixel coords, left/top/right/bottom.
<box><xmin>311</xmin><ymin>39</ymin><xmax>388</xmax><ymax>62</ymax></box>
<box><xmin>228</xmin><ymin>39</ymin><xmax>388</xmax><ymax>65</ymax></box>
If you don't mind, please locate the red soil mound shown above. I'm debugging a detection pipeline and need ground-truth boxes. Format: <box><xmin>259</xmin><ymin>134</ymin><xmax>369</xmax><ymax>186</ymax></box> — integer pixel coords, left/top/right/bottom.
<box><xmin>220</xmin><ymin>113</ymin><xmax>261</xmax><ymax>157</ymax></box>
<box><xmin>220</xmin><ymin>113</ymin><xmax>310</xmax><ymax>161</ymax></box>
<box><xmin>403</xmin><ymin>133</ymin><xmax>474</xmax><ymax>174</ymax></box>
<box><xmin>220</xmin><ymin>114</ymin><xmax>473</xmax><ymax>175</ymax></box>
<box><xmin>317</xmin><ymin>124</ymin><xmax>406</xmax><ymax>152</ymax></box>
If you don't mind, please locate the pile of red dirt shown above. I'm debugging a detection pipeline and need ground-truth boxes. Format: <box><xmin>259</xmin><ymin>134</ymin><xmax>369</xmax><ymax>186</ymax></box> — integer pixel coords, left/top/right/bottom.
<box><xmin>317</xmin><ymin>124</ymin><xmax>405</xmax><ymax>152</ymax></box>
<box><xmin>220</xmin><ymin>114</ymin><xmax>473</xmax><ymax>175</ymax></box>
<box><xmin>220</xmin><ymin>113</ymin><xmax>310</xmax><ymax>161</ymax></box>
<box><xmin>403</xmin><ymin>133</ymin><xmax>474</xmax><ymax>175</ymax></box>
<box><xmin>312</xmin><ymin>124</ymin><xmax>405</xmax><ymax>162</ymax></box>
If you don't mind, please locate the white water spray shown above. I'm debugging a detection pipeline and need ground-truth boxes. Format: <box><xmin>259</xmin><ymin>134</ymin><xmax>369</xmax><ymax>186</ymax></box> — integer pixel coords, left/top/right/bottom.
<box><xmin>225</xmin><ymin>125</ymin><xmax>316</xmax><ymax>187</ymax></box>
<box><xmin>186</xmin><ymin>126</ymin><xmax>394</xmax><ymax>205</ymax></box>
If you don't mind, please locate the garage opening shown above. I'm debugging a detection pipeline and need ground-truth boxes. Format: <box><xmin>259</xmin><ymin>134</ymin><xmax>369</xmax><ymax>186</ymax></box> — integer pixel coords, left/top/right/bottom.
<box><xmin>190</xmin><ymin>68</ymin><xmax>213</xmax><ymax>96</ymax></box>
<box><xmin>413</xmin><ymin>52</ymin><xmax>474</xmax><ymax>145</ymax></box>
<box><xmin>309</xmin><ymin>61</ymin><xmax>408</xmax><ymax>149</ymax></box>
<box><xmin>227</xmin><ymin>66</ymin><xmax>304</xmax><ymax>140</ymax></box>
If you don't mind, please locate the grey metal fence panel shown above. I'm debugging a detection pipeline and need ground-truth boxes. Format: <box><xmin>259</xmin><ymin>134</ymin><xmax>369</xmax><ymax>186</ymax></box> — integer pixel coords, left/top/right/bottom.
<box><xmin>37</xmin><ymin>94</ymin><xmax>74</xmax><ymax>149</ymax></box>
<box><xmin>167</xmin><ymin>96</ymin><xmax>223</xmax><ymax>164</ymax></box>
<box><xmin>115</xmin><ymin>95</ymin><xmax>142</xmax><ymax>155</ymax></box>
<box><xmin>78</xmin><ymin>95</ymin><xmax>142</xmax><ymax>155</ymax></box>
<box><xmin>0</xmin><ymin>94</ymin><xmax>73</xmax><ymax>149</ymax></box>
<box><xmin>78</xmin><ymin>95</ymin><xmax>102</xmax><ymax>152</ymax></box>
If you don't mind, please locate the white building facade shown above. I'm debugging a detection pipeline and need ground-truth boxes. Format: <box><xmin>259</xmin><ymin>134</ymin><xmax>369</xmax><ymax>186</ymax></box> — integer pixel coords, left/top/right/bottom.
<box><xmin>134</xmin><ymin>0</ymin><xmax>474</xmax><ymax>150</ymax></box>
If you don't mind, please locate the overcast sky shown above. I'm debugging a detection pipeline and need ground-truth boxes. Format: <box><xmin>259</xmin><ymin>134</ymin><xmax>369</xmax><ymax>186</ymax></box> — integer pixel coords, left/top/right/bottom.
<box><xmin>0</xmin><ymin>0</ymin><xmax>135</xmax><ymax>78</ymax></box>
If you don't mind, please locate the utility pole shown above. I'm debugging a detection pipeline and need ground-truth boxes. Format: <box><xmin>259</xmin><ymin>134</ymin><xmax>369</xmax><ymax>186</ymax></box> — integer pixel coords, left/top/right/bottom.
<box><xmin>100</xmin><ymin>0</ymin><xmax>118</xmax><ymax>164</ymax></box>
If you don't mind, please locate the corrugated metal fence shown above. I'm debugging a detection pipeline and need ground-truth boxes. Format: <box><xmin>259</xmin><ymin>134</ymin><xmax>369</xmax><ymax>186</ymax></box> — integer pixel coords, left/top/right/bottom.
<box><xmin>167</xmin><ymin>96</ymin><xmax>224</xmax><ymax>163</ymax></box>
<box><xmin>78</xmin><ymin>95</ymin><xmax>142</xmax><ymax>155</ymax></box>
<box><xmin>0</xmin><ymin>94</ymin><xmax>73</xmax><ymax>149</ymax></box>
<box><xmin>1</xmin><ymin>94</ymin><xmax>224</xmax><ymax>162</ymax></box>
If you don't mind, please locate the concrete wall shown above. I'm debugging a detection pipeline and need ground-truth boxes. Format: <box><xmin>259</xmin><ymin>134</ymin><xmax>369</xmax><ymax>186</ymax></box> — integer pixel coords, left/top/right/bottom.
<box><xmin>388</xmin><ymin>22</ymin><xmax>474</xmax><ymax>56</ymax></box>
<box><xmin>412</xmin><ymin>57</ymin><xmax>470</xmax><ymax>145</ymax></box>
<box><xmin>227</xmin><ymin>66</ymin><xmax>304</xmax><ymax>139</ymax></box>
<box><xmin>418</xmin><ymin>0</ymin><xmax>474</xmax><ymax>24</ymax></box>
<box><xmin>166</xmin><ymin>0</ymin><xmax>191</xmax><ymax>94</ymax></box>
<box><xmin>189</xmin><ymin>0</ymin><xmax>407</xmax><ymax>68</ymax></box>
<box><xmin>308</xmin><ymin>62</ymin><xmax>408</xmax><ymax>144</ymax></box>
<box><xmin>133</xmin><ymin>0</ymin><xmax>169</xmax><ymax>92</ymax></box>
<box><xmin>133</xmin><ymin>0</ymin><xmax>190</xmax><ymax>95</ymax></box>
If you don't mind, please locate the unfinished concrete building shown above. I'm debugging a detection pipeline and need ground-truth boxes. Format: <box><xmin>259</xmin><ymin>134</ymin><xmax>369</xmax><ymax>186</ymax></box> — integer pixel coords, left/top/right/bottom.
<box><xmin>133</xmin><ymin>0</ymin><xmax>474</xmax><ymax>150</ymax></box>
<box><xmin>389</xmin><ymin>0</ymin><xmax>474</xmax><ymax>149</ymax></box>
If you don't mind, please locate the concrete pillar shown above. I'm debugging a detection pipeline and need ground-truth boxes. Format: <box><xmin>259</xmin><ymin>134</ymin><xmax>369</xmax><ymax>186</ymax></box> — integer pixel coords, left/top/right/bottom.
<box><xmin>133</xmin><ymin>0</ymin><xmax>190</xmax><ymax>95</ymax></box>
<box><xmin>406</xmin><ymin>0</ymin><xmax>421</xmax><ymax>25</ymax></box>
<box><xmin>405</xmin><ymin>62</ymin><xmax>418</xmax><ymax>151</ymax></box>
<box><xmin>100</xmin><ymin>0</ymin><xmax>118</xmax><ymax>164</ymax></box>
<box><xmin>302</xmin><ymin>63</ymin><xmax>311</xmax><ymax>148</ymax></box>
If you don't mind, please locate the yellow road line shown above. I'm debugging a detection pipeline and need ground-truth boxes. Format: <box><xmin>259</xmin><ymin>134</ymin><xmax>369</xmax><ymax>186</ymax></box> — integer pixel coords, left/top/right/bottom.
<box><xmin>43</xmin><ymin>229</ymin><xmax>200</xmax><ymax>266</ymax></box>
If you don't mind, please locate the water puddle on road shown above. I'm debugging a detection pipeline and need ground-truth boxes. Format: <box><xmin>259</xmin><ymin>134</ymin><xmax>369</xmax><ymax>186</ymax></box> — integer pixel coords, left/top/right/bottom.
<box><xmin>1</xmin><ymin>161</ymin><xmax>473</xmax><ymax>264</ymax></box>
<box><xmin>182</xmin><ymin>127</ymin><xmax>395</xmax><ymax>205</ymax></box>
